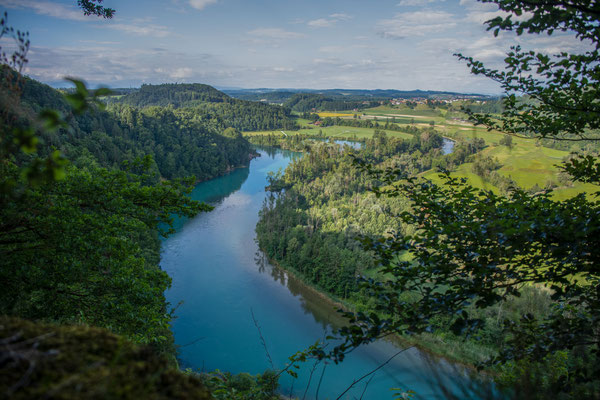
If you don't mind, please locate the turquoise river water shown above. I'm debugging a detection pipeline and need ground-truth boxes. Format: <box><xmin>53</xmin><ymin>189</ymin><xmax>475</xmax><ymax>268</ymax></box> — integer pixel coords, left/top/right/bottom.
<box><xmin>161</xmin><ymin>147</ymin><xmax>484</xmax><ymax>400</ymax></box>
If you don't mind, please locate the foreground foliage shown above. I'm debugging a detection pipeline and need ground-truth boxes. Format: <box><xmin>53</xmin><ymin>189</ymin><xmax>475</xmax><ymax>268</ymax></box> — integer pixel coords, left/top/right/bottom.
<box><xmin>0</xmin><ymin>159</ymin><xmax>209</xmax><ymax>350</ymax></box>
<box><xmin>0</xmin><ymin>28</ymin><xmax>212</xmax><ymax>354</ymax></box>
<box><xmin>330</xmin><ymin>1</ymin><xmax>600</xmax><ymax>398</ymax></box>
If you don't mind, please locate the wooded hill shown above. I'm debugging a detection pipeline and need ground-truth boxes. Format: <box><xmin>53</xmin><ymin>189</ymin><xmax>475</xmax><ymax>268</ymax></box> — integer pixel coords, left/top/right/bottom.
<box><xmin>13</xmin><ymin>76</ymin><xmax>257</xmax><ymax>181</ymax></box>
<box><xmin>111</xmin><ymin>83</ymin><xmax>299</xmax><ymax>132</ymax></box>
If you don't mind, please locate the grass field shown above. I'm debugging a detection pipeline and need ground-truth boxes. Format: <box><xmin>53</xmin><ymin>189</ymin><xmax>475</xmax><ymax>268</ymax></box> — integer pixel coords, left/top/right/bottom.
<box><xmin>421</xmin><ymin>128</ymin><xmax>598</xmax><ymax>199</ymax></box>
<box><xmin>359</xmin><ymin>105</ymin><xmax>599</xmax><ymax>198</ymax></box>
<box><xmin>363</xmin><ymin>105</ymin><xmax>443</xmax><ymax>117</ymax></box>
<box><xmin>244</xmin><ymin>126</ymin><xmax>414</xmax><ymax>140</ymax></box>
<box><xmin>248</xmin><ymin>105</ymin><xmax>599</xmax><ymax>199</ymax></box>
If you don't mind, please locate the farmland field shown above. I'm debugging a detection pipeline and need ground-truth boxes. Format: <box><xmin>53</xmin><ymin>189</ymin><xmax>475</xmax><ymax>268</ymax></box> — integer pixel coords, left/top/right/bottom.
<box><xmin>421</xmin><ymin>126</ymin><xmax>598</xmax><ymax>199</ymax></box>
<box><xmin>317</xmin><ymin>112</ymin><xmax>355</xmax><ymax>118</ymax></box>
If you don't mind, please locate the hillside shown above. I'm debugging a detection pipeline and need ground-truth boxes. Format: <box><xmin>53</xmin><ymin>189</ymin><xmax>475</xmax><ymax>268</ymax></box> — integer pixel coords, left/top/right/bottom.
<box><xmin>6</xmin><ymin>75</ymin><xmax>256</xmax><ymax>181</ymax></box>
<box><xmin>112</xmin><ymin>83</ymin><xmax>299</xmax><ymax>132</ymax></box>
<box><xmin>117</xmin><ymin>83</ymin><xmax>230</xmax><ymax>107</ymax></box>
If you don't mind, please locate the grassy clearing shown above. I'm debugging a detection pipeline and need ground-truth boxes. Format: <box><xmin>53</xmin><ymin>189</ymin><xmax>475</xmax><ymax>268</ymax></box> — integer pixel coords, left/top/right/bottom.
<box><xmin>422</xmin><ymin>163</ymin><xmax>499</xmax><ymax>192</ymax></box>
<box><xmin>422</xmin><ymin>137</ymin><xmax>599</xmax><ymax>199</ymax></box>
<box><xmin>363</xmin><ymin>105</ymin><xmax>443</xmax><ymax>117</ymax></box>
<box><xmin>362</xmin><ymin>106</ymin><xmax>453</xmax><ymax>127</ymax></box>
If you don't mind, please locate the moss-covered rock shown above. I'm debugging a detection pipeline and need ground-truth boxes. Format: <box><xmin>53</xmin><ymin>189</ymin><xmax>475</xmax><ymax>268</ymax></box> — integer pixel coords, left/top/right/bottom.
<box><xmin>0</xmin><ymin>316</ymin><xmax>212</xmax><ymax>399</ymax></box>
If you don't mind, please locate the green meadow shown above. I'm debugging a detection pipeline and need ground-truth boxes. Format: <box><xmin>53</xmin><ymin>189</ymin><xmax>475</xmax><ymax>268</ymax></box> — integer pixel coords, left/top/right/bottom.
<box><xmin>248</xmin><ymin>105</ymin><xmax>599</xmax><ymax>199</ymax></box>
<box><xmin>423</xmin><ymin>125</ymin><xmax>598</xmax><ymax>199</ymax></box>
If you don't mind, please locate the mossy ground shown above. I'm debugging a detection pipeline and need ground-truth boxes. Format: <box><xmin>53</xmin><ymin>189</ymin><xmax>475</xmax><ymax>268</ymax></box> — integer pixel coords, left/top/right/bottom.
<box><xmin>0</xmin><ymin>316</ymin><xmax>212</xmax><ymax>400</ymax></box>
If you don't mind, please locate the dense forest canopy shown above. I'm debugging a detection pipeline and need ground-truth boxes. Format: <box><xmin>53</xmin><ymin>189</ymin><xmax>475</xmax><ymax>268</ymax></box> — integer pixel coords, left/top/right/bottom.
<box><xmin>225</xmin><ymin>88</ymin><xmax>491</xmax><ymax>105</ymax></box>
<box><xmin>116</xmin><ymin>83</ymin><xmax>230</xmax><ymax>107</ymax></box>
<box><xmin>10</xmin><ymin>76</ymin><xmax>256</xmax><ymax>180</ymax></box>
<box><xmin>284</xmin><ymin>93</ymin><xmax>381</xmax><ymax>112</ymax></box>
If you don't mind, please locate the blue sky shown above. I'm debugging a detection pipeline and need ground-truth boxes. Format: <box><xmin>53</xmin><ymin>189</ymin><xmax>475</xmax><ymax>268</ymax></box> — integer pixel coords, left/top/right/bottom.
<box><xmin>0</xmin><ymin>0</ymin><xmax>588</xmax><ymax>93</ymax></box>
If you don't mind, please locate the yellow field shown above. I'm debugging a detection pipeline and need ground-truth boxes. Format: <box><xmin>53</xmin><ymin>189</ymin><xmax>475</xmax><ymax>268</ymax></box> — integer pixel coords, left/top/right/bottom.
<box><xmin>317</xmin><ymin>112</ymin><xmax>355</xmax><ymax>118</ymax></box>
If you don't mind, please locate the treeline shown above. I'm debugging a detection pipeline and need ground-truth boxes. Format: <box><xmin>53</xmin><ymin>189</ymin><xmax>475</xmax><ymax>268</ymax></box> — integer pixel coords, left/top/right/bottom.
<box><xmin>319</xmin><ymin>115</ymin><xmax>433</xmax><ymax>134</ymax></box>
<box><xmin>284</xmin><ymin>93</ymin><xmax>380</xmax><ymax>112</ymax></box>
<box><xmin>248</xmin><ymin>132</ymin><xmax>318</xmax><ymax>152</ymax></box>
<box><xmin>175</xmin><ymin>101</ymin><xmax>298</xmax><ymax>132</ymax></box>
<box><xmin>455</xmin><ymin>98</ymin><xmax>506</xmax><ymax>114</ymax></box>
<box><xmin>115</xmin><ymin>83</ymin><xmax>229</xmax><ymax>107</ymax></box>
<box><xmin>108</xmin><ymin>105</ymin><xmax>255</xmax><ymax>180</ymax></box>
<box><xmin>247</xmin><ymin>132</ymin><xmax>363</xmax><ymax>153</ymax></box>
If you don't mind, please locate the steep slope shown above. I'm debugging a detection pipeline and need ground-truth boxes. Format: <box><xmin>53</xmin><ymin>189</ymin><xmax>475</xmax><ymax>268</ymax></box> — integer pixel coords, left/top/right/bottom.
<box><xmin>7</xmin><ymin>76</ymin><xmax>256</xmax><ymax>181</ymax></box>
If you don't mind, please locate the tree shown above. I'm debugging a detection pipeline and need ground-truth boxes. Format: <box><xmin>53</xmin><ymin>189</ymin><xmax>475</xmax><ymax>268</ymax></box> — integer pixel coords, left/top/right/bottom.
<box><xmin>457</xmin><ymin>0</ymin><xmax>600</xmax><ymax>142</ymax></box>
<box><xmin>499</xmin><ymin>134</ymin><xmax>513</xmax><ymax>148</ymax></box>
<box><xmin>330</xmin><ymin>1</ymin><xmax>600</xmax><ymax>397</ymax></box>
<box><xmin>77</xmin><ymin>0</ymin><xmax>115</xmax><ymax>18</ymax></box>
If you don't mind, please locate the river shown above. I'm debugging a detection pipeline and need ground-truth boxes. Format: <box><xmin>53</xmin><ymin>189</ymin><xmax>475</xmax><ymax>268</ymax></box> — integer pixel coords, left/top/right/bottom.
<box><xmin>161</xmin><ymin>147</ymin><xmax>484</xmax><ymax>399</ymax></box>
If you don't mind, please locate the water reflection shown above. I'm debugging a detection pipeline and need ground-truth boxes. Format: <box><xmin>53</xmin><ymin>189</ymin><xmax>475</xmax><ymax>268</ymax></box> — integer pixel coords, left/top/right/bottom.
<box><xmin>442</xmin><ymin>138</ymin><xmax>455</xmax><ymax>155</ymax></box>
<box><xmin>254</xmin><ymin>250</ymin><xmax>353</xmax><ymax>333</ymax></box>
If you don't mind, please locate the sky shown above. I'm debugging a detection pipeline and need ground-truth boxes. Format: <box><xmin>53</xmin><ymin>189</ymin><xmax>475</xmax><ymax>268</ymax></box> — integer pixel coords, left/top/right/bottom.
<box><xmin>0</xmin><ymin>0</ymin><xmax>590</xmax><ymax>94</ymax></box>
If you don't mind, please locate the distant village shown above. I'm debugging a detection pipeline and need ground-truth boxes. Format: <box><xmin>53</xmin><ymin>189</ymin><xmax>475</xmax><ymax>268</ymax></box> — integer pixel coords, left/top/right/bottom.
<box><xmin>389</xmin><ymin>96</ymin><xmax>487</xmax><ymax>106</ymax></box>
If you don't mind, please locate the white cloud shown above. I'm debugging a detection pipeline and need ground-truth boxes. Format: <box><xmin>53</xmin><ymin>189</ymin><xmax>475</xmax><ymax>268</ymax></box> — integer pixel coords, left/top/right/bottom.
<box><xmin>307</xmin><ymin>13</ymin><xmax>353</xmax><ymax>28</ymax></box>
<box><xmin>318</xmin><ymin>45</ymin><xmax>345</xmax><ymax>53</ymax></box>
<box><xmin>459</xmin><ymin>0</ymin><xmax>528</xmax><ymax>27</ymax></box>
<box><xmin>312</xmin><ymin>58</ymin><xmax>341</xmax><ymax>65</ymax></box>
<box><xmin>248</xmin><ymin>28</ymin><xmax>305</xmax><ymax>39</ymax></box>
<box><xmin>78</xmin><ymin>40</ymin><xmax>120</xmax><ymax>45</ymax></box>
<box><xmin>24</xmin><ymin>44</ymin><xmax>218</xmax><ymax>86</ymax></box>
<box><xmin>308</xmin><ymin>18</ymin><xmax>333</xmax><ymax>28</ymax></box>
<box><xmin>0</xmin><ymin>0</ymin><xmax>89</xmax><ymax>21</ymax></box>
<box><xmin>398</xmin><ymin>0</ymin><xmax>439</xmax><ymax>6</ymax></box>
<box><xmin>377</xmin><ymin>10</ymin><xmax>456</xmax><ymax>39</ymax></box>
<box><xmin>106</xmin><ymin>22</ymin><xmax>171</xmax><ymax>38</ymax></box>
<box><xmin>329</xmin><ymin>13</ymin><xmax>352</xmax><ymax>21</ymax></box>
<box><xmin>170</xmin><ymin>67</ymin><xmax>194</xmax><ymax>79</ymax></box>
<box><xmin>189</xmin><ymin>0</ymin><xmax>218</xmax><ymax>10</ymax></box>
